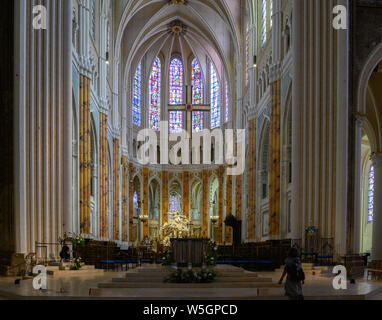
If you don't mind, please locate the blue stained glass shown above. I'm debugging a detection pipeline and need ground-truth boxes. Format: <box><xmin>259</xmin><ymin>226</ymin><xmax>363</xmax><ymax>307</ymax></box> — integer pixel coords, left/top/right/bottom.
<box><xmin>210</xmin><ymin>64</ymin><xmax>220</xmax><ymax>129</ymax></box>
<box><xmin>169</xmin><ymin>195</ymin><xmax>180</xmax><ymax>214</ymax></box>
<box><xmin>192</xmin><ymin>58</ymin><xmax>204</xmax><ymax>133</ymax></box>
<box><xmin>133</xmin><ymin>191</ymin><xmax>139</xmax><ymax>209</ymax></box>
<box><xmin>149</xmin><ymin>57</ymin><xmax>161</xmax><ymax>130</ymax></box>
<box><xmin>169</xmin><ymin>58</ymin><xmax>184</xmax><ymax>133</ymax></box>
<box><xmin>132</xmin><ymin>62</ymin><xmax>141</xmax><ymax>126</ymax></box>
<box><xmin>368</xmin><ymin>165</ymin><xmax>375</xmax><ymax>222</ymax></box>
<box><xmin>169</xmin><ymin>111</ymin><xmax>183</xmax><ymax>133</ymax></box>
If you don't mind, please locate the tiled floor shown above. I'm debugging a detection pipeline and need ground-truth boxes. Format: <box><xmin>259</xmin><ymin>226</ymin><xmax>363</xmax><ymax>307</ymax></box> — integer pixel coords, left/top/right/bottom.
<box><xmin>0</xmin><ymin>266</ymin><xmax>381</xmax><ymax>300</ymax></box>
<box><xmin>258</xmin><ymin>270</ymin><xmax>382</xmax><ymax>300</ymax></box>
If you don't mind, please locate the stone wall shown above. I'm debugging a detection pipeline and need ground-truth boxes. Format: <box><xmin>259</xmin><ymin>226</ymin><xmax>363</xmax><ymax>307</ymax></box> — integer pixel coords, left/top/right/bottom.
<box><xmin>348</xmin><ymin>0</ymin><xmax>382</xmax><ymax>253</ymax></box>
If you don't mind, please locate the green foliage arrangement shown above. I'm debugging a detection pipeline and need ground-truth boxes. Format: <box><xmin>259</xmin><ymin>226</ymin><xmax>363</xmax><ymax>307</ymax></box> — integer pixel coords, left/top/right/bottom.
<box><xmin>70</xmin><ymin>234</ymin><xmax>85</xmax><ymax>247</ymax></box>
<box><xmin>165</xmin><ymin>268</ymin><xmax>218</xmax><ymax>283</ymax></box>
<box><xmin>205</xmin><ymin>240</ymin><xmax>218</xmax><ymax>266</ymax></box>
<box><xmin>162</xmin><ymin>246</ymin><xmax>172</xmax><ymax>266</ymax></box>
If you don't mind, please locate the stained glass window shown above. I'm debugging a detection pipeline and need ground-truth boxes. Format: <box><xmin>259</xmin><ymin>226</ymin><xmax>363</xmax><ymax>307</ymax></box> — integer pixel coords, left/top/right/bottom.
<box><xmin>192</xmin><ymin>58</ymin><xmax>204</xmax><ymax>133</ymax></box>
<box><xmin>368</xmin><ymin>165</ymin><xmax>375</xmax><ymax>223</ymax></box>
<box><xmin>133</xmin><ymin>191</ymin><xmax>139</xmax><ymax>209</ymax></box>
<box><xmin>149</xmin><ymin>57</ymin><xmax>161</xmax><ymax>130</ymax></box>
<box><xmin>169</xmin><ymin>58</ymin><xmax>184</xmax><ymax>105</ymax></box>
<box><xmin>210</xmin><ymin>63</ymin><xmax>221</xmax><ymax>129</ymax></box>
<box><xmin>169</xmin><ymin>194</ymin><xmax>181</xmax><ymax>219</ymax></box>
<box><xmin>261</xmin><ymin>0</ymin><xmax>267</xmax><ymax>46</ymax></box>
<box><xmin>225</xmin><ymin>81</ymin><xmax>229</xmax><ymax>123</ymax></box>
<box><xmin>132</xmin><ymin>62</ymin><xmax>142</xmax><ymax>126</ymax></box>
<box><xmin>169</xmin><ymin>195</ymin><xmax>180</xmax><ymax>213</ymax></box>
<box><xmin>169</xmin><ymin>58</ymin><xmax>184</xmax><ymax>133</ymax></box>
<box><xmin>169</xmin><ymin>111</ymin><xmax>183</xmax><ymax>133</ymax></box>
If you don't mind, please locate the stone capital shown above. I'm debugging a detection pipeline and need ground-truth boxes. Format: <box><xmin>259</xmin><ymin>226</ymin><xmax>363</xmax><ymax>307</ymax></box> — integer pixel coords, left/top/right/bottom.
<box><xmin>121</xmin><ymin>146</ymin><xmax>129</xmax><ymax>158</ymax></box>
<box><xmin>354</xmin><ymin>113</ymin><xmax>367</xmax><ymax>128</ymax></box>
<box><xmin>269</xmin><ymin>63</ymin><xmax>282</xmax><ymax>83</ymax></box>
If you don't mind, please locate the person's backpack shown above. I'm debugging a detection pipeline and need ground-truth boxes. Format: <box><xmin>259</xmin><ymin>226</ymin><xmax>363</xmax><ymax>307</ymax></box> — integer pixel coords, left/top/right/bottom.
<box><xmin>286</xmin><ymin>259</ymin><xmax>305</xmax><ymax>282</ymax></box>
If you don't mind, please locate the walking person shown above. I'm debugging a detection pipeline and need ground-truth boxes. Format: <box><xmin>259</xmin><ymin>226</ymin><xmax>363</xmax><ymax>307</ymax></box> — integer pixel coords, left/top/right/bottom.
<box><xmin>279</xmin><ymin>248</ymin><xmax>305</xmax><ymax>300</ymax></box>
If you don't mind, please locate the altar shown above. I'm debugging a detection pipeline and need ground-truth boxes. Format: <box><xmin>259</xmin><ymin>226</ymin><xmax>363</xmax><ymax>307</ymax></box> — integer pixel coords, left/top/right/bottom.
<box><xmin>170</xmin><ymin>238</ymin><xmax>210</xmax><ymax>267</ymax></box>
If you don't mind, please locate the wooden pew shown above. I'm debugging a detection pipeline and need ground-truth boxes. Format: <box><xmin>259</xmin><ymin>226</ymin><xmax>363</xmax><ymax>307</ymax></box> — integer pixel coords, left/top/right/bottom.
<box><xmin>367</xmin><ymin>261</ymin><xmax>382</xmax><ymax>280</ymax></box>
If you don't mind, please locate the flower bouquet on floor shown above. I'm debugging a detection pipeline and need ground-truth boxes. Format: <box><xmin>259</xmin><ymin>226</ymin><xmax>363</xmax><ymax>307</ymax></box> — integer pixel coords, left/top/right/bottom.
<box><xmin>70</xmin><ymin>257</ymin><xmax>84</xmax><ymax>270</ymax></box>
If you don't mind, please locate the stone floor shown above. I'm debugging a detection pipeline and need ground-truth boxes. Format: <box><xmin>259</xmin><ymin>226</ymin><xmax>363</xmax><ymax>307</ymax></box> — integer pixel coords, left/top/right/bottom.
<box><xmin>0</xmin><ymin>265</ymin><xmax>381</xmax><ymax>300</ymax></box>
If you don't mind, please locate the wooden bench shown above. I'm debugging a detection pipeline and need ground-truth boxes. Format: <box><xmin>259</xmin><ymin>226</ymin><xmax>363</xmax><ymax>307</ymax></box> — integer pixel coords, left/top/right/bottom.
<box><xmin>367</xmin><ymin>261</ymin><xmax>382</xmax><ymax>280</ymax></box>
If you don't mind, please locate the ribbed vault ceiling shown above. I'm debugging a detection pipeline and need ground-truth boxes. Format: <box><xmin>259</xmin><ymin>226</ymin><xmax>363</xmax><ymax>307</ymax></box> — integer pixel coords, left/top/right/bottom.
<box><xmin>116</xmin><ymin>0</ymin><xmax>242</xmax><ymax>88</ymax></box>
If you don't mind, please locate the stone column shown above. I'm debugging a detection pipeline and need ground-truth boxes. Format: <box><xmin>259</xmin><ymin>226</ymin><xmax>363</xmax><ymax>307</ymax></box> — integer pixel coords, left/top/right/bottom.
<box><xmin>143</xmin><ymin>168</ymin><xmax>149</xmax><ymax>237</ymax></box>
<box><xmin>218</xmin><ymin>167</ymin><xmax>224</xmax><ymax>244</ymax></box>
<box><xmin>63</xmin><ymin>0</ymin><xmax>73</xmax><ymax>235</ymax></box>
<box><xmin>291</xmin><ymin>0</ymin><xmax>303</xmax><ymax>240</ymax></box>
<box><xmin>247</xmin><ymin>119</ymin><xmax>256</xmax><ymax>241</ymax></box>
<box><xmin>352</xmin><ymin>115</ymin><xmax>365</xmax><ymax>253</ymax></box>
<box><xmin>129</xmin><ymin>164</ymin><xmax>135</xmax><ymax>242</ymax></box>
<box><xmin>202</xmin><ymin>170</ymin><xmax>209</xmax><ymax>237</ymax></box>
<box><xmin>121</xmin><ymin>156</ymin><xmax>129</xmax><ymax>242</ymax></box>
<box><xmin>161</xmin><ymin>171</ymin><xmax>169</xmax><ymax>238</ymax></box>
<box><xmin>269</xmin><ymin>79</ymin><xmax>281</xmax><ymax>237</ymax></box>
<box><xmin>99</xmin><ymin>113</ymin><xmax>109</xmax><ymax>238</ymax></box>
<box><xmin>271</xmin><ymin>0</ymin><xmax>282</xmax><ymax>64</ymax></box>
<box><xmin>371</xmin><ymin>154</ymin><xmax>382</xmax><ymax>260</ymax></box>
<box><xmin>112</xmin><ymin>139</ymin><xmax>120</xmax><ymax>240</ymax></box>
<box><xmin>79</xmin><ymin>75</ymin><xmax>91</xmax><ymax>235</ymax></box>
<box><xmin>235</xmin><ymin>175</ymin><xmax>243</xmax><ymax>221</ymax></box>
<box><xmin>183</xmin><ymin>172</ymin><xmax>190</xmax><ymax>219</ymax></box>
<box><xmin>225</xmin><ymin>174</ymin><xmax>233</xmax><ymax>244</ymax></box>
<box><xmin>337</xmin><ymin>0</ymin><xmax>350</xmax><ymax>255</ymax></box>
<box><xmin>14</xmin><ymin>0</ymin><xmax>27</xmax><ymax>254</ymax></box>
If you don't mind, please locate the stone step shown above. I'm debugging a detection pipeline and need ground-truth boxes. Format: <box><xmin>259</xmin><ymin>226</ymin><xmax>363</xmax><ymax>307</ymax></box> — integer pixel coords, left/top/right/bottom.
<box><xmin>98</xmin><ymin>281</ymin><xmax>282</xmax><ymax>289</ymax></box>
<box><xmin>115</xmin><ymin>275</ymin><xmax>271</xmax><ymax>283</ymax></box>
<box><xmin>216</xmin><ymin>277</ymin><xmax>272</xmax><ymax>283</ymax></box>
<box><xmin>46</xmin><ymin>264</ymin><xmax>96</xmax><ymax>275</ymax></box>
<box><xmin>48</xmin><ymin>264</ymin><xmax>96</xmax><ymax>270</ymax></box>
<box><xmin>257</xmin><ymin>288</ymin><xmax>285</xmax><ymax>297</ymax></box>
<box><xmin>125</xmin><ymin>270</ymin><xmax>258</xmax><ymax>279</ymax></box>
<box><xmin>220</xmin><ymin>272</ymin><xmax>258</xmax><ymax>277</ymax></box>
<box><xmin>136</xmin><ymin>268</ymin><xmax>246</xmax><ymax>273</ymax></box>
<box><xmin>90</xmin><ymin>286</ymin><xmax>286</xmax><ymax>298</ymax></box>
<box><xmin>275</xmin><ymin>267</ymin><xmax>323</xmax><ymax>274</ymax></box>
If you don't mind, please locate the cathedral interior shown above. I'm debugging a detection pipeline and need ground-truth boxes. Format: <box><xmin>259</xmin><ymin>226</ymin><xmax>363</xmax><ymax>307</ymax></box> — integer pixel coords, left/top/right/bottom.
<box><xmin>1</xmin><ymin>0</ymin><xmax>382</xmax><ymax>302</ymax></box>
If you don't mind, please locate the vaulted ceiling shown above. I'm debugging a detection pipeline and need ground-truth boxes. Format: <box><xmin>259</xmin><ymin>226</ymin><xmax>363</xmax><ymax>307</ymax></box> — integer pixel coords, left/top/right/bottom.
<box><xmin>115</xmin><ymin>0</ymin><xmax>243</xmax><ymax>90</ymax></box>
